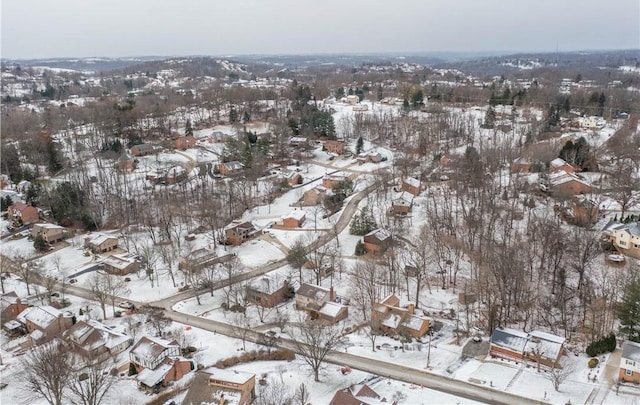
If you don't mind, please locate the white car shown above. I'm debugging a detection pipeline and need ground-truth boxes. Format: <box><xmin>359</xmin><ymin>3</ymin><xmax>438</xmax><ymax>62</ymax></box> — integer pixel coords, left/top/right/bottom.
<box><xmin>118</xmin><ymin>301</ymin><xmax>134</xmax><ymax>310</ymax></box>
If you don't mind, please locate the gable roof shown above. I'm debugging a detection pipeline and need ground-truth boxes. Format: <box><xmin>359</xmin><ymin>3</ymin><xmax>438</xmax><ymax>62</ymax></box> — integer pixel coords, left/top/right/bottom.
<box><xmin>130</xmin><ymin>336</ymin><xmax>179</xmax><ymax>364</ymax></box>
<box><xmin>622</xmin><ymin>340</ymin><xmax>640</xmax><ymax>362</ymax></box>
<box><xmin>296</xmin><ymin>283</ymin><xmax>330</xmax><ymax>301</ymax></box>
<box><xmin>490</xmin><ymin>327</ymin><xmax>529</xmax><ymax>353</ymax></box>
<box><xmin>17</xmin><ymin>306</ymin><xmax>62</xmax><ymax>329</ymax></box>
<box><xmin>64</xmin><ymin>320</ymin><xmax>130</xmax><ymax>352</ymax></box>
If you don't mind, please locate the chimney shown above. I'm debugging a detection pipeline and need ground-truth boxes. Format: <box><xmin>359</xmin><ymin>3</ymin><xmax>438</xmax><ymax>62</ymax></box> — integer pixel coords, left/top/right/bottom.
<box><xmin>407</xmin><ymin>303</ymin><xmax>415</xmax><ymax>315</ymax></box>
<box><xmin>329</xmin><ymin>286</ymin><xmax>335</xmax><ymax>302</ymax></box>
<box><xmin>219</xmin><ymin>393</ymin><xmax>225</xmax><ymax>405</ymax></box>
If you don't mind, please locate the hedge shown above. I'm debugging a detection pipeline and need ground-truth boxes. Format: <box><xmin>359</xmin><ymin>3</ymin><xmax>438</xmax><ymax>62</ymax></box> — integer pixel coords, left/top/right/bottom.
<box><xmin>586</xmin><ymin>334</ymin><xmax>616</xmax><ymax>357</ymax></box>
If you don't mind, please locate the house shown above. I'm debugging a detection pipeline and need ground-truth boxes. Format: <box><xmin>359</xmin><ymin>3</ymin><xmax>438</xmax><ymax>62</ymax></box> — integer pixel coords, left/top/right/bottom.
<box><xmin>322</xmin><ymin>173</ymin><xmax>349</xmax><ymax>189</ymax></box>
<box><xmin>182</xmin><ymin>368</ymin><xmax>256</xmax><ymax>405</ymax></box>
<box><xmin>210</xmin><ymin>131</ymin><xmax>229</xmax><ymax>143</ymax></box>
<box><xmin>1</xmin><ymin>291</ymin><xmax>28</xmax><ymax>328</ymax></box>
<box><xmin>511</xmin><ymin>157</ymin><xmax>532</xmax><ymax>173</ymax></box>
<box><xmin>7</xmin><ymin>202</ymin><xmax>39</xmax><ymax>225</ymax></box>
<box><xmin>129</xmin><ymin>336</ymin><xmax>193</xmax><ymax>389</ymax></box>
<box><xmin>224</xmin><ymin>221</ymin><xmax>258</xmax><ymax>245</ymax></box>
<box><xmin>489</xmin><ymin>327</ymin><xmax>529</xmax><ymax>363</ymax></box>
<box><xmin>329</xmin><ymin>384</ymin><xmax>393</xmax><ymax>405</ymax></box>
<box><xmin>602</xmin><ymin>221</ymin><xmax>640</xmax><ymax>259</ymax></box>
<box><xmin>524</xmin><ymin>330</ymin><xmax>566</xmax><ymax>368</ymax></box>
<box><xmin>63</xmin><ymin>320</ymin><xmax>132</xmax><ymax>360</ymax></box>
<box><xmin>174</xmin><ymin>135</ymin><xmax>196</xmax><ymax>150</ymax></box>
<box><xmin>363</xmin><ymin>228</ymin><xmax>392</xmax><ymax>255</ymax></box>
<box><xmin>116</xmin><ymin>150</ymin><xmax>137</xmax><ymax>172</ymax></box>
<box><xmin>371</xmin><ymin>294</ymin><xmax>429</xmax><ymax>338</ymax></box>
<box><xmin>300</xmin><ymin>186</ymin><xmax>326</xmax><ymax>206</ymax></box>
<box><xmin>367</xmin><ymin>151</ymin><xmax>382</xmax><ymax>163</ymax></box>
<box><xmin>549</xmin><ymin>158</ymin><xmax>575</xmax><ymax>174</ymax></box>
<box><xmin>289</xmin><ymin>137</ymin><xmax>309</xmax><ymax>148</ymax></box>
<box><xmin>179</xmin><ymin>248</ymin><xmax>219</xmax><ymax>271</ymax></box>
<box><xmin>219</xmin><ymin>161</ymin><xmax>245</xmax><ymax>176</ymax></box>
<box><xmin>101</xmin><ymin>252</ymin><xmax>140</xmax><ymax>275</ymax></box>
<box><xmin>84</xmin><ymin>233</ymin><xmax>119</xmax><ymax>253</ymax></box>
<box><xmin>324</xmin><ymin>140</ymin><xmax>345</xmax><ymax>155</ymax></box>
<box><xmin>282</xmin><ymin>210</ymin><xmax>306</xmax><ymax>228</ymax></box>
<box><xmin>30</xmin><ymin>223</ymin><xmax>68</xmax><ymax>244</ymax></box>
<box><xmin>295</xmin><ymin>283</ymin><xmax>347</xmax><ymax>323</ymax></box>
<box><xmin>281</xmin><ymin>170</ymin><xmax>302</xmax><ymax>187</ymax></box>
<box><xmin>16</xmin><ymin>305</ymin><xmax>74</xmax><ymax>344</ymax></box>
<box><xmin>352</xmin><ymin>103</ymin><xmax>369</xmax><ymax>112</ymax></box>
<box><xmin>130</xmin><ymin>143</ymin><xmax>162</xmax><ymax>157</ymax></box>
<box><xmin>548</xmin><ymin>170</ymin><xmax>592</xmax><ymax>196</ymax></box>
<box><xmin>391</xmin><ymin>191</ymin><xmax>413</xmax><ymax>215</ymax></box>
<box><xmin>164</xmin><ymin>166</ymin><xmax>188</xmax><ymax>185</ymax></box>
<box><xmin>245</xmin><ymin>277</ymin><xmax>291</xmax><ymax>308</ymax></box>
<box><xmin>490</xmin><ymin>327</ymin><xmax>566</xmax><ymax>368</ymax></box>
<box><xmin>401</xmin><ymin>177</ymin><xmax>421</xmax><ymax>196</ymax></box>
<box><xmin>559</xmin><ymin>197</ymin><xmax>599</xmax><ymax>226</ymax></box>
<box><xmin>620</xmin><ymin>340</ymin><xmax>640</xmax><ymax>384</ymax></box>
<box><xmin>345</xmin><ymin>95</ymin><xmax>359</xmax><ymax>104</ymax></box>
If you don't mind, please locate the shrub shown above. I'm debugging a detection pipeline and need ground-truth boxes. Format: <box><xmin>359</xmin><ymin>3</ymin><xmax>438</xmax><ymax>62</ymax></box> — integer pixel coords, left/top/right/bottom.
<box><xmin>214</xmin><ymin>349</ymin><xmax>295</xmax><ymax>369</ymax></box>
<box><xmin>586</xmin><ymin>333</ymin><xmax>617</xmax><ymax>357</ymax></box>
<box><xmin>588</xmin><ymin>358</ymin><xmax>599</xmax><ymax>368</ymax></box>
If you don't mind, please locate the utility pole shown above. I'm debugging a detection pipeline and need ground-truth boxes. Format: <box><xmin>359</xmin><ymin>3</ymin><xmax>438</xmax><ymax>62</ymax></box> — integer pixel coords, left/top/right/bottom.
<box><xmin>426</xmin><ymin>331</ymin><xmax>432</xmax><ymax>369</ymax></box>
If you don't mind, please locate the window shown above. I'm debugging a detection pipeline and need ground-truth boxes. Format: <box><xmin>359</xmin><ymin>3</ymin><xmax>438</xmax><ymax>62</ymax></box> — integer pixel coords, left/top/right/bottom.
<box><xmin>626</xmin><ymin>369</ymin><xmax>633</xmax><ymax>376</ymax></box>
<box><xmin>619</xmin><ymin>240</ymin><xmax>626</xmax><ymax>246</ymax></box>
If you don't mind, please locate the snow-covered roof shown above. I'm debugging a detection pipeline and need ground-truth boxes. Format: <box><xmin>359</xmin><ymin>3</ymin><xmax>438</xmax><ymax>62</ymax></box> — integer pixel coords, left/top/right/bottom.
<box><xmin>550</xmin><ymin>158</ymin><xmax>567</xmax><ymax>168</ymax></box>
<box><xmin>137</xmin><ymin>361</ymin><xmax>174</xmax><ymax>387</ymax></box>
<box><xmin>525</xmin><ymin>331</ymin><xmax>565</xmax><ymax>360</ymax></box>
<box><xmin>393</xmin><ymin>191</ymin><xmax>413</xmax><ymax>206</ymax></box>
<box><xmin>130</xmin><ymin>336</ymin><xmax>179</xmax><ymax>364</ymax></box>
<box><xmin>490</xmin><ymin>327</ymin><xmax>529</xmax><ymax>352</ymax></box>
<box><xmin>382</xmin><ymin>313</ymin><xmax>402</xmax><ymax>329</ymax></box>
<box><xmin>403</xmin><ymin>177</ymin><xmax>421</xmax><ymax>188</ymax></box>
<box><xmin>296</xmin><ymin>283</ymin><xmax>330</xmax><ymax>301</ymax></box>
<box><xmin>64</xmin><ymin>320</ymin><xmax>130</xmax><ymax>352</ymax></box>
<box><xmin>622</xmin><ymin>340</ymin><xmax>640</xmax><ymax>362</ymax></box>
<box><xmin>206</xmin><ymin>367</ymin><xmax>255</xmax><ymax>385</ymax></box>
<box><xmin>364</xmin><ymin>228</ymin><xmax>392</xmax><ymax>242</ymax></box>
<box><xmin>101</xmin><ymin>253</ymin><xmax>137</xmax><ymax>270</ymax></box>
<box><xmin>222</xmin><ymin>161</ymin><xmax>244</xmax><ymax>171</ymax></box>
<box><xmin>34</xmin><ymin>223</ymin><xmax>65</xmax><ymax>230</ymax></box>
<box><xmin>402</xmin><ymin>314</ymin><xmax>428</xmax><ymax>332</ymax></box>
<box><xmin>86</xmin><ymin>233</ymin><xmax>117</xmax><ymax>246</ymax></box>
<box><xmin>319</xmin><ymin>301</ymin><xmax>346</xmax><ymax>318</ymax></box>
<box><xmin>283</xmin><ymin>210</ymin><xmax>306</xmax><ymax>221</ymax></box>
<box><xmin>17</xmin><ymin>306</ymin><xmax>62</xmax><ymax>329</ymax></box>
<box><xmin>548</xmin><ymin>170</ymin><xmax>590</xmax><ymax>187</ymax></box>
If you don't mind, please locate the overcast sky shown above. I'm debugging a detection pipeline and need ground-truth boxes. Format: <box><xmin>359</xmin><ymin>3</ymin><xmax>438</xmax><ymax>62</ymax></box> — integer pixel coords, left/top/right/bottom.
<box><xmin>2</xmin><ymin>0</ymin><xmax>639</xmax><ymax>59</ymax></box>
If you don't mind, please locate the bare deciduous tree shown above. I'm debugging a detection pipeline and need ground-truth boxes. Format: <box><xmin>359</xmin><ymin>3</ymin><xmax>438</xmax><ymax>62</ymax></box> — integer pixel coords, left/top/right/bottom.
<box><xmin>292</xmin><ymin>320</ymin><xmax>343</xmax><ymax>382</ymax></box>
<box><xmin>68</xmin><ymin>354</ymin><xmax>117</xmax><ymax>405</ymax></box>
<box><xmin>544</xmin><ymin>358</ymin><xmax>575</xmax><ymax>392</ymax></box>
<box><xmin>20</xmin><ymin>341</ymin><xmax>71</xmax><ymax>405</ymax></box>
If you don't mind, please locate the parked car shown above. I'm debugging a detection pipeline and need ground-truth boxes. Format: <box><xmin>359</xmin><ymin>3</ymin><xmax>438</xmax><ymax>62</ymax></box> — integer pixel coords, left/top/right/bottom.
<box><xmin>118</xmin><ymin>301</ymin><xmax>135</xmax><ymax>310</ymax></box>
<box><xmin>68</xmin><ymin>278</ymin><xmax>78</xmax><ymax>284</ymax></box>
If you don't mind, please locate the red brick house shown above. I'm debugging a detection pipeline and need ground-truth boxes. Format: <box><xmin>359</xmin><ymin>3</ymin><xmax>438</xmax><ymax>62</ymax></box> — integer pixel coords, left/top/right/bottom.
<box><xmin>363</xmin><ymin>229</ymin><xmax>392</xmax><ymax>255</ymax></box>
<box><xmin>401</xmin><ymin>177</ymin><xmax>421</xmax><ymax>196</ymax></box>
<box><xmin>490</xmin><ymin>327</ymin><xmax>566</xmax><ymax>369</ymax></box>
<box><xmin>16</xmin><ymin>305</ymin><xmax>74</xmax><ymax>344</ymax></box>
<box><xmin>295</xmin><ymin>283</ymin><xmax>347</xmax><ymax>323</ymax></box>
<box><xmin>219</xmin><ymin>161</ymin><xmax>244</xmax><ymax>176</ymax></box>
<box><xmin>548</xmin><ymin>171</ymin><xmax>592</xmax><ymax>196</ymax></box>
<box><xmin>322</xmin><ymin>173</ymin><xmax>349</xmax><ymax>189</ymax></box>
<box><xmin>391</xmin><ymin>191</ymin><xmax>413</xmax><ymax>215</ymax></box>
<box><xmin>300</xmin><ymin>186</ymin><xmax>327</xmax><ymax>206</ymax></box>
<box><xmin>224</xmin><ymin>221</ymin><xmax>258</xmax><ymax>245</ymax></box>
<box><xmin>324</xmin><ymin>140</ymin><xmax>345</xmax><ymax>155</ymax></box>
<box><xmin>372</xmin><ymin>294</ymin><xmax>429</xmax><ymax>338</ymax></box>
<box><xmin>511</xmin><ymin>157</ymin><xmax>532</xmax><ymax>173</ymax></box>
<box><xmin>129</xmin><ymin>336</ymin><xmax>193</xmax><ymax>390</ymax></box>
<box><xmin>550</xmin><ymin>158</ymin><xmax>575</xmax><ymax>174</ymax></box>
<box><xmin>1</xmin><ymin>291</ymin><xmax>28</xmax><ymax>326</ymax></box>
<box><xmin>489</xmin><ymin>327</ymin><xmax>528</xmax><ymax>363</ymax></box>
<box><xmin>329</xmin><ymin>384</ymin><xmax>394</xmax><ymax>405</ymax></box>
<box><xmin>245</xmin><ymin>276</ymin><xmax>291</xmax><ymax>308</ymax></box>
<box><xmin>174</xmin><ymin>136</ymin><xmax>196</xmax><ymax>150</ymax></box>
<box><xmin>282</xmin><ymin>210</ymin><xmax>306</xmax><ymax>228</ymax></box>
<box><xmin>8</xmin><ymin>202</ymin><xmax>39</xmax><ymax>225</ymax></box>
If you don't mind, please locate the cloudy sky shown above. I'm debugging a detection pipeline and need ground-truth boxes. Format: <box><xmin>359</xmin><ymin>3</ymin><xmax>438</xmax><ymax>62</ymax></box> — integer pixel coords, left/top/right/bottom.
<box><xmin>2</xmin><ymin>0</ymin><xmax>639</xmax><ymax>59</ymax></box>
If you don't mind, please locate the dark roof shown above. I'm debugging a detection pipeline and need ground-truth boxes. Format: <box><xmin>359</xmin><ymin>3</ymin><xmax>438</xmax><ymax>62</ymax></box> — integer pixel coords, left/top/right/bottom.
<box><xmin>622</xmin><ymin>340</ymin><xmax>640</xmax><ymax>362</ymax></box>
<box><xmin>490</xmin><ymin>327</ymin><xmax>528</xmax><ymax>352</ymax></box>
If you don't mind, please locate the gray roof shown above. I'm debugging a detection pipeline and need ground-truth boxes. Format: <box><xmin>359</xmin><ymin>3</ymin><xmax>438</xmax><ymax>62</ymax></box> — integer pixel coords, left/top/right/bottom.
<box><xmin>622</xmin><ymin>340</ymin><xmax>640</xmax><ymax>362</ymax></box>
<box><xmin>490</xmin><ymin>327</ymin><xmax>528</xmax><ymax>352</ymax></box>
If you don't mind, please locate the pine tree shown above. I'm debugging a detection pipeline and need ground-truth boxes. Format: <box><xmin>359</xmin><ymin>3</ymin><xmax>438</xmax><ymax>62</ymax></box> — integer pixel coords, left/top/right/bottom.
<box><xmin>185</xmin><ymin>119</ymin><xmax>193</xmax><ymax>136</ymax></box>
<box><xmin>619</xmin><ymin>276</ymin><xmax>640</xmax><ymax>342</ymax></box>
<box><xmin>356</xmin><ymin>136</ymin><xmax>364</xmax><ymax>155</ymax></box>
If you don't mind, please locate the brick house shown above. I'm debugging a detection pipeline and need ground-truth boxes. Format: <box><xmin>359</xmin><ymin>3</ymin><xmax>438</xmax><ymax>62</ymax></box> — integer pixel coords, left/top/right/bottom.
<box><xmin>63</xmin><ymin>319</ymin><xmax>132</xmax><ymax>360</ymax></box>
<box><xmin>183</xmin><ymin>368</ymin><xmax>256</xmax><ymax>405</ymax></box>
<box><xmin>129</xmin><ymin>336</ymin><xmax>193</xmax><ymax>389</ymax></box>
<box><xmin>1</xmin><ymin>291</ymin><xmax>28</xmax><ymax>326</ymax></box>
<box><xmin>16</xmin><ymin>305</ymin><xmax>74</xmax><ymax>344</ymax></box>
<box><xmin>101</xmin><ymin>252</ymin><xmax>140</xmax><ymax>275</ymax></box>
<box><xmin>30</xmin><ymin>223</ymin><xmax>68</xmax><ymax>244</ymax></box>
<box><xmin>282</xmin><ymin>210</ymin><xmax>306</xmax><ymax>228</ymax></box>
<box><xmin>295</xmin><ymin>283</ymin><xmax>347</xmax><ymax>323</ymax></box>
<box><xmin>324</xmin><ymin>140</ymin><xmax>345</xmax><ymax>155</ymax></box>
<box><xmin>489</xmin><ymin>327</ymin><xmax>528</xmax><ymax>363</ymax></box>
<box><xmin>245</xmin><ymin>277</ymin><xmax>291</xmax><ymax>308</ymax></box>
<box><xmin>511</xmin><ymin>157</ymin><xmax>532</xmax><ymax>173</ymax></box>
<box><xmin>391</xmin><ymin>191</ymin><xmax>413</xmax><ymax>215</ymax></box>
<box><xmin>224</xmin><ymin>221</ymin><xmax>258</xmax><ymax>245</ymax></box>
<box><xmin>282</xmin><ymin>170</ymin><xmax>302</xmax><ymax>186</ymax></box>
<box><xmin>8</xmin><ymin>202</ymin><xmax>39</xmax><ymax>225</ymax></box>
<box><xmin>84</xmin><ymin>233</ymin><xmax>119</xmax><ymax>253</ymax></box>
<box><xmin>322</xmin><ymin>173</ymin><xmax>349</xmax><ymax>189</ymax></box>
<box><xmin>363</xmin><ymin>228</ymin><xmax>392</xmax><ymax>255</ymax></box>
<box><xmin>620</xmin><ymin>340</ymin><xmax>640</xmax><ymax>384</ymax></box>
<box><xmin>371</xmin><ymin>294</ymin><xmax>429</xmax><ymax>338</ymax></box>
<box><xmin>300</xmin><ymin>186</ymin><xmax>326</xmax><ymax>206</ymax></box>
<box><xmin>329</xmin><ymin>384</ymin><xmax>393</xmax><ymax>405</ymax></box>
<box><xmin>130</xmin><ymin>143</ymin><xmax>161</xmax><ymax>157</ymax></box>
<box><xmin>174</xmin><ymin>136</ymin><xmax>196</xmax><ymax>150</ymax></box>
<box><xmin>116</xmin><ymin>150</ymin><xmax>137</xmax><ymax>172</ymax></box>
<box><xmin>550</xmin><ymin>158</ymin><xmax>575</xmax><ymax>174</ymax></box>
<box><xmin>548</xmin><ymin>170</ymin><xmax>592</xmax><ymax>196</ymax></box>
<box><xmin>219</xmin><ymin>161</ymin><xmax>244</xmax><ymax>176</ymax></box>
<box><xmin>401</xmin><ymin>177</ymin><xmax>421</xmax><ymax>196</ymax></box>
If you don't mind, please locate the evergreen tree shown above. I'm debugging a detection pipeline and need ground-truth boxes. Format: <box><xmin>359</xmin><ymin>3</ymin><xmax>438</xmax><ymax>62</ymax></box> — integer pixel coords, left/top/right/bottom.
<box><xmin>356</xmin><ymin>136</ymin><xmax>364</xmax><ymax>155</ymax></box>
<box><xmin>33</xmin><ymin>235</ymin><xmax>47</xmax><ymax>252</ymax></box>
<box><xmin>410</xmin><ymin>88</ymin><xmax>424</xmax><ymax>108</ymax></box>
<box><xmin>483</xmin><ymin>106</ymin><xmax>496</xmax><ymax>128</ymax></box>
<box><xmin>229</xmin><ymin>107</ymin><xmax>239</xmax><ymax>123</ymax></box>
<box><xmin>185</xmin><ymin>119</ymin><xmax>193</xmax><ymax>136</ymax></box>
<box><xmin>349</xmin><ymin>206</ymin><xmax>377</xmax><ymax>235</ymax></box>
<box><xmin>619</xmin><ymin>276</ymin><xmax>640</xmax><ymax>342</ymax></box>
